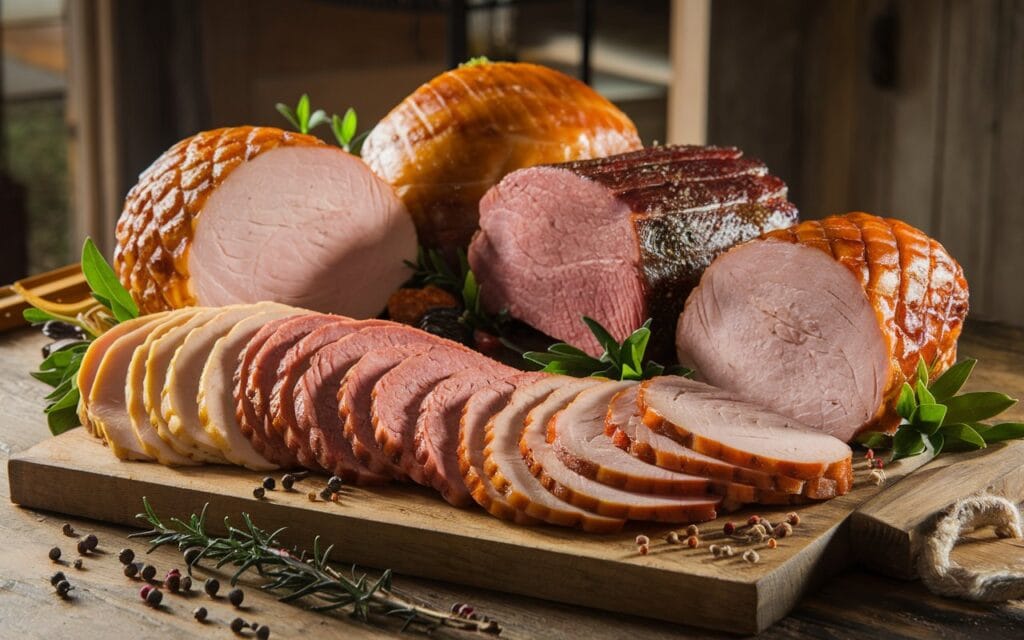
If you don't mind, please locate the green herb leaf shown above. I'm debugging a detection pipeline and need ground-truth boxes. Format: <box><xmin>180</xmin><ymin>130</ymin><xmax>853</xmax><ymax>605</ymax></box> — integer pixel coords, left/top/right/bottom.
<box><xmin>977</xmin><ymin>422</ymin><xmax>1024</xmax><ymax>444</ymax></box>
<box><xmin>915</xmin><ymin>379</ymin><xmax>936</xmax><ymax>406</ymax></box>
<box><xmin>23</xmin><ymin>308</ymin><xmax>54</xmax><ymax>324</ymax></box>
<box><xmin>916</xmin><ymin>357</ymin><xmax>930</xmax><ymax>387</ymax></box>
<box><xmin>927</xmin><ymin>431</ymin><xmax>944</xmax><ymax>453</ymax></box>
<box><xmin>296</xmin><ymin>94</ymin><xmax>311</xmax><ymax>133</ymax></box>
<box><xmin>939</xmin><ymin>423</ymin><xmax>986</xmax><ymax>450</ymax></box>
<box><xmin>308</xmin><ymin>109</ymin><xmax>330</xmax><ymax>131</ymax></box>
<box><xmin>460</xmin><ymin>56</ymin><xmax>492</xmax><ymax>67</ymax></box>
<box><xmin>582</xmin><ymin>317</ymin><xmax>619</xmax><ymax>363</ymax></box>
<box><xmin>857</xmin><ymin>431</ymin><xmax>893</xmax><ymax>449</ymax></box>
<box><xmin>942</xmin><ymin>392</ymin><xmax>1018</xmax><ymax>425</ymax></box>
<box><xmin>928</xmin><ymin>358</ymin><xmax>976</xmax><ymax>401</ymax></box>
<box><xmin>341</xmin><ymin>108</ymin><xmax>357</xmax><ymax>144</ymax></box>
<box><xmin>895</xmin><ymin>382</ymin><xmax>916</xmax><ymax>420</ymax></box>
<box><xmin>911</xmin><ymin>403</ymin><xmax>947</xmax><ymax>434</ymax></box>
<box><xmin>81</xmin><ymin>238</ymin><xmax>138</xmax><ymax>322</ymax></box>
<box><xmin>48</xmin><ymin>403</ymin><xmax>81</xmax><ymax>435</ymax></box>
<box><xmin>892</xmin><ymin>427</ymin><xmax>926</xmax><ymax>460</ymax></box>
<box><xmin>275</xmin><ymin>103</ymin><xmax>300</xmax><ymax>131</ymax></box>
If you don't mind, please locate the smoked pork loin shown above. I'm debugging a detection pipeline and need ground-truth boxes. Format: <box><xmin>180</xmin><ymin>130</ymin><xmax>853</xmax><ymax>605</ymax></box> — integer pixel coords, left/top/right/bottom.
<box><xmin>114</xmin><ymin>126</ymin><xmax>416</xmax><ymax>318</ymax></box>
<box><xmin>361</xmin><ymin>62</ymin><xmax>642</xmax><ymax>250</ymax></box>
<box><xmin>468</xmin><ymin>145</ymin><xmax>798</xmax><ymax>356</ymax></box>
<box><xmin>676</xmin><ymin>212</ymin><xmax>969</xmax><ymax>442</ymax></box>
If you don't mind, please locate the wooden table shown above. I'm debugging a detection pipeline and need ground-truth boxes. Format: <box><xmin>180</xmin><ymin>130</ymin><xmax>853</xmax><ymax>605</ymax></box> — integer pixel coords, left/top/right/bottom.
<box><xmin>2</xmin><ymin>322</ymin><xmax>1024</xmax><ymax>639</ymax></box>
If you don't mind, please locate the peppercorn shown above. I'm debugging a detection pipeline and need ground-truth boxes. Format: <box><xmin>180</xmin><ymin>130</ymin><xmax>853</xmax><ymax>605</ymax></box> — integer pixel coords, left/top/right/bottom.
<box><xmin>665</xmin><ymin>531</ymin><xmax>680</xmax><ymax>544</ymax></box>
<box><xmin>685</xmin><ymin>524</ymin><xmax>700</xmax><ymax>537</ymax></box>
<box><xmin>686</xmin><ymin>536</ymin><xmax>699</xmax><ymax>549</ymax></box>
<box><xmin>776</xmin><ymin>522</ymin><xmax>794</xmax><ymax>538</ymax></box>
<box><xmin>61</xmin><ymin>523</ymin><xmax>76</xmax><ymax>537</ymax></box>
<box><xmin>327</xmin><ymin>476</ymin><xmax>344</xmax><ymax>492</ymax></box>
<box><xmin>743</xmin><ymin>550</ymin><xmax>760</xmax><ymax>564</ymax></box>
<box><xmin>184</xmin><ymin>546</ymin><xmax>202</xmax><ymax>566</ymax></box>
<box><xmin>123</xmin><ymin>563</ymin><xmax>139</xmax><ymax>578</ymax></box>
<box><xmin>457</xmin><ymin>604</ymin><xmax>474</xmax><ymax>618</ymax></box>
<box><xmin>193</xmin><ymin>606</ymin><xmax>208</xmax><ymax>622</ymax></box>
<box><xmin>786</xmin><ymin>512</ymin><xmax>800</xmax><ymax>526</ymax></box>
<box><xmin>146</xmin><ymin>588</ymin><xmax>163</xmax><ymax>607</ymax></box>
<box><xmin>165</xmin><ymin>574</ymin><xmax>181</xmax><ymax>593</ymax></box>
<box><xmin>710</xmin><ymin>544</ymin><xmax>722</xmax><ymax>558</ymax></box>
<box><xmin>141</xmin><ymin>564</ymin><xmax>156</xmax><ymax>581</ymax></box>
<box><xmin>253</xmin><ymin>486</ymin><xmax>266</xmax><ymax>500</ymax></box>
<box><xmin>55</xmin><ymin>580</ymin><xmax>73</xmax><ymax>598</ymax></box>
<box><xmin>118</xmin><ymin>548</ymin><xmax>135</xmax><ymax>565</ymax></box>
<box><xmin>250</xmin><ymin>621</ymin><xmax>259</xmax><ymax>630</ymax></box>
<box><xmin>281</xmin><ymin>474</ymin><xmax>296</xmax><ymax>491</ymax></box>
<box><xmin>228</xmin><ymin>587</ymin><xmax>244</xmax><ymax>607</ymax></box>
<box><xmin>204</xmin><ymin>578</ymin><xmax>220</xmax><ymax>597</ymax></box>
<box><xmin>50</xmin><ymin>571</ymin><xmax>66</xmax><ymax>586</ymax></box>
<box><xmin>82</xmin><ymin>534</ymin><xmax>98</xmax><ymax>550</ymax></box>
<box><xmin>634</xmin><ymin>534</ymin><xmax>649</xmax><ymax>546</ymax></box>
<box><xmin>638</xmin><ymin>543</ymin><xmax>650</xmax><ymax>556</ymax></box>
<box><xmin>180</xmin><ymin>576</ymin><xmax>192</xmax><ymax>593</ymax></box>
<box><xmin>76</xmin><ymin>539</ymin><xmax>91</xmax><ymax>555</ymax></box>
<box><xmin>306</xmin><ymin>491</ymin><xmax>317</xmax><ymax>502</ymax></box>
<box><xmin>318</xmin><ymin>487</ymin><xmax>334</xmax><ymax>501</ymax></box>
<box><xmin>256</xmin><ymin>624</ymin><xmax>271</xmax><ymax>640</ymax></box>
<box><xmin>73</xmin><ymin>559</ymin><xmax>83</xmax><ymax>570</ymax></box>
<box><xmin>48</xmin><ymin>546</ymin><xmax>61</xmax><ymax>561</ymax></box>
<box><xmin>723</xmin><ymin>522</ymin><xmax>736</xmax><ymax>535</ymax></box>
<box><xmin>139</xmin><ymin>584</ymin><xmax>154</xmax><ymax>600</ymax></box>
<box><xmin>262</xmin><ymin>476</ymin><xmax>276</xmax><ymax>490</ymax></box>
<box><xmin>865</xmin><ymin>448</ymin><xmax>875</xmax><ymax>460</ymax></box>
<box><xmin>230</xmin><ymin>617</ymin><xmax>247</xmax><ymax>633</ymax></box>
<box><xmin>747</xmin><ymin>515</ymin><xmax>761</xmax><ymax>526</ymax></box>
<box><xmin>767</xmin><ymin>538</ymin><xmax>778</xmax><ymax>549</ymax></box>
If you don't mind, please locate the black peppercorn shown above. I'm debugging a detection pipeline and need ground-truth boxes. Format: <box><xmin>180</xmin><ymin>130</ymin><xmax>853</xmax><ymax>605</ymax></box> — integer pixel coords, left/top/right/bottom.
<box><xmin>82</xmin><ymin>534</ymin><xmax>98</xmax><ymax>550</ymax></box>
<box><xmin>123</xmin><ymin>563</ymin><xmax>139</xmax><ymax>578</ymax></box>
<box><xmin>76</xmin><ymin>539</ymin><xmax>91</xmax><ymax>555</ymax></box>
<box><xmin>262</xmin><ymin>476</ymin><xmax>275</xmax><ymax>490</ymax></box>
<box><xmin>55</xmin><ymin>579</ymin><xmax>73</xmax><ymax>598</ymax></box>
<box><xmin>165</xmin><ymin>574</ymin><xmax>181</xmax><ymax>593</ymax></box>
<box><xmin>50</xmin><ymin>571</ymin><xmax>66</xmax><ymax>586</ymax></box>
<box><xmin>230</xmin><ymin>617</ymin><xmax>246</xmax><ymax>633</ymax></box>
<box><xmin>61</xmin><ymin>523</ymin><xmax>76</xmax><ymax>537</ymax></box>
<box><xmin>318</xmin><ymin>487</ymin><xmax>334</xmax><ymax>501</ymax></box>
<box><xmin>204</xmin><ymin>578</ymin><xmax>220</xmax><ymax>597</ymax></box>
<box><xmin>73</xmin><ymin>559</ymin><xmax>83</xmax><ymax>570</ymax></box>
<box><xmin>141</xmin><ymin>564</ymin><xmax>156</xmax><ymax>581</ymax></box>
<box><xmin>228</xmin><ymin>588</ymin><xmax>244</xmax><ymax>607</ymax></box>
<box><xmin>180</xmin><ymin>575</ymin><xmax>192</xmax><ymax>593</ymax></box>
<box><xmin>253</xmin><ymin>486</ymin><xmax>266</xmax><ymax>500</ymax></box>
<box><xmin>184</xmin><ymin>546</ymin><xmax>202</xmax><ymax>566</ymax></box>
<box><xmin>281</xmin><ymin>474</ymin><xmax>295</xmax><ymax>491</ymax></box>
<box><xmin>146</xmin><ymin>588</ymin><xmax>163</xmax><ymax>607</ymax></box>
<box><xmin>118</xmin><ymin>548</ymin><xmax>135</xmax><ymax>565</ymax></box>
<box><xmin>48</xmin><ymin>547</ymin><xmax>61</xmax><ymax>561</ymax></box>
<box><xmin>327</xmin><ymin>475</ymin><xmax>343</xmax><ymax>492</ymax></box>
<box><xmin>256</xmin><ymin>624</ymin><xmax>271</xmax><ymax>640</ymax></box>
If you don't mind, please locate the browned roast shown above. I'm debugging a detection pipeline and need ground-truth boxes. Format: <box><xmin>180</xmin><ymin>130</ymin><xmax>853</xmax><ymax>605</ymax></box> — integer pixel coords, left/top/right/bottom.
<box><xmin>468</xmin><ymin>145</ymin><xmax>798</xmax><ymax>356</ymax></box>
<box><xmin>372</xmin><ymin>347</ymin><xmax>513</xmax><ymax>486</ymax></box>
<box><xmin>296</xmin><ymin>326</ymin><xmax>444</xmax><ymax>482</ymax></box>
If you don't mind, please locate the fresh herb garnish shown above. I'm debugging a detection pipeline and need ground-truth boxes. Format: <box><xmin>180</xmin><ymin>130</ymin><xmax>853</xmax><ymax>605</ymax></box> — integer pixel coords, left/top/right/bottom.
<box><xmin>858</xmin><ymin>358</ymin><xmax>1022</xmax><ymax>460</ymax></box>
<box><xmin>276</xmin><ymin>95</ymin><xmax>369</xmax><ymax>155</ymax></box>
<box><xmin>132</xmin><ymin>498</ymin><xmax>500</xmax><ymax>635</ymax></box>
<box><xmin>460</xmin><ymin>56</ymin><xmax>492</xmax><ymax>68</ymax></box>
<box><xmin>21</xmin><ymin>238</ymin><xmax>137</xmax><ymax>434</ymax></box>
<box><xmin>404</xmin><ymin>246</ymin><xmax>508</xmax><ymax>336</ymax></box>
<box><xmin>524</xmin><ymin>317</ymin><xmax>691</xmax><ymax>381</ymax></box>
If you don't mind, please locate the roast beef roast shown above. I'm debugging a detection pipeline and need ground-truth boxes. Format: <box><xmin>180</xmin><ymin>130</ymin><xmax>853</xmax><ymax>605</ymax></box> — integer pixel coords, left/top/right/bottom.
<box><xmin>468</xmin><ymin>145</ymin><xmax>798</xmax><ymax>356</ymax></box>
<box><xmin>676</xmin><ymin>212</ymin><xmax>969</xmax><ymax>442</ymax></box>
<box><xmin>361</xmin><ymin>62</ymin><xmax>642</xmax><ymax>250</ymax></box>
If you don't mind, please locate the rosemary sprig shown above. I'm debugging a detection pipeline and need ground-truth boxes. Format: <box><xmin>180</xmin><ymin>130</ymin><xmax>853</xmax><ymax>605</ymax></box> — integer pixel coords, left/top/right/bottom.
<box><xmin>524</xmin><ymin>317</ymin><xmax>692</xmax><ymax>381</ymax></box>
<box><xmin>23</xmin><ymin>238</ymin><xmax>137</xmax><ymax>434</ymax></box>
<box><xmin>404</xmin><ymin>247</ymin><xmax>509</xmax><ymax>336</ymax></box>
<box><xmin>131</xmin><ymin>498</ymin><xmax>500</xmax><ymax>635</ymax></box>
<box><xmin>276</xmin><ymin>95</ymin><xmax>370</xmax><ymax>155</ymax></box>
<box><xmin>858</xmin><ymin>357</ymin><xmax>1023</xmax><ymax>460</ymax></box>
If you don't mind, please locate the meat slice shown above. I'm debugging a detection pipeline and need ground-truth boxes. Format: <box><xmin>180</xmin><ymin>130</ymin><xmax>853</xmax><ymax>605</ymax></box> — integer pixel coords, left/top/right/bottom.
<box><xmin>361</xmin><ymin>61</ymin><xmax>641</xmax><ymax>250</ymax></box>
<box><xmin>458</xmin><ymin>373</ymin><xmax>546</xmax><ymax>524</ymax></box>
<box><xmin>85</xmin><ymin>313</ymin><xmax>171</xmax><ymax>460</ymax></box>
<box><xmin>237</xmin><ymin>314</ymin><xmax>338</xmax><ymax>467</ymax></box>
<box><xmin>127</xmin><ymin>309</ymin><xmax>204</xmax><ymax>466</ymax></box>
<box><xmin>607</xmin><ymin>386</ymin><xmax>805</xmax><ymax>495</ymax></box>
<box><xmin>296</xmin><ymin>326</ymin><xmax>444</xmax><ymax>482</ymax></box>
<box><xmin>482</xmin><ymin>375</ymin><xmax>625</xmax><ymax>532</ymax></box>
<box><xmin>519</xmin><ymin>380</ymin><xmax>721</xmax><ymax>523</ymax></box>
<box><xmin>272</xmin><ymin>318</ymin><xmax>391</xmax><ymax>470</ymax></box>
<box><xmin>639</xmin><ymin>377</ymin><xmax>853</xmax><ymax>488</ymax></box>
<box><xmin>676</xmin><ymin>213</ymin><xmax>969</xmax><ymax>441</ymax></box>
<box><xmin>468</xmin><ymin>145</ymin><xmax>798</xmax><ymax>356</ymax></box>
<box><xmin>415</xmin><ymin>368</ymin><xmax>518</xmax><ymax>506</ymax></box>
<box><xmin>371</xmin><ymin>346</ymin><xmax>511</xmax><ymax>485</ymax></box>
<box><xmin>115</xmin><ymin>126</ymin><xmax>416</xmax><ymax>317</ymax></box>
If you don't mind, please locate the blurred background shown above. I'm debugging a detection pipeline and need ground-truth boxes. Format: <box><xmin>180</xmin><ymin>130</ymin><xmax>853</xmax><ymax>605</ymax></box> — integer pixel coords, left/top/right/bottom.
<box><xmin>0</xmin><ymin>0</ymin><xmax>1021</xmax><ymax>326</ymax></box>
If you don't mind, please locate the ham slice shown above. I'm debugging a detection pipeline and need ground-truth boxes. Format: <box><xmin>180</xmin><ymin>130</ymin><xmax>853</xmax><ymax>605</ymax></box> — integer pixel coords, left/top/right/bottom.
<box><xmin>639</xmin><ymin>377</ymin><xmax>853</xmax><ymax>488</ymax></box>
<box><xmin>482</xmin><ymin>375</ymin><xmax>625</xmax><ymax>532</ymax></box>
<box><xmin>458</xmin><ymin>373</ymin><xmax>546</xmax><ymax>525</ymax></box>
<box><xmin>520</xmin><ymin>380</ymin><xmax>721</xmax><ymax>523</ymax></box>
<box><xmin>115</xmin><ymin>126</ymin><xmax>416</xmax><ymax>317</ymax></box>
<box><xmin>676</xmin><ymin>212</ymin><xmax>969</xmax><ymax>441</ymax></box>
<box><xmin>468</xmin><ymin>145</ymin><xmax>798</xmax><ymax>356</ymax></box>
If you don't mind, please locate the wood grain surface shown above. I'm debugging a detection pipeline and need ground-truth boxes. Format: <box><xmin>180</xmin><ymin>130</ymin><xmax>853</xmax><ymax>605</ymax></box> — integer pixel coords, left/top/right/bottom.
<box><xmin>1</xmin><ymin>322</ymin><xmax>1023</xmax><ymax>638</ymax></box>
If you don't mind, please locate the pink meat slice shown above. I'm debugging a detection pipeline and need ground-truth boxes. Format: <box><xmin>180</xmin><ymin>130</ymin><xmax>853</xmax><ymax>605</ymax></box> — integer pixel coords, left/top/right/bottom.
<box><xmin>240</xmin><ymin>313</ymin><xmax>341</xmax><ymax>467</ymax></box>
<box><xmin>372</xmin><ymin>346</ymin><xmax>511</xmax><ymax>486</ymax></box>
<box><xmin>415</xmin><ymin>368</ymin><xmax>519</xmax><ymax>507</ymax></box>
<box><xmin>271</xmin><ymin>317</ymin><xmax>392</xmax><ymax>469</ymax></box>
<box><xmin>297</xmin><ymin>326</ymin><xmax>444</xmax><ymax>481</ymax></box>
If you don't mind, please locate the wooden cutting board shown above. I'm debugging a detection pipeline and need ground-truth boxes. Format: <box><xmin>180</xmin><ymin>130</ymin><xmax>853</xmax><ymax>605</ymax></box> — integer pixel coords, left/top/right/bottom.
<box><xmin>6</xmin><ymin>429</ymin><xmax>953</xmax><ymax>635</ymax></box>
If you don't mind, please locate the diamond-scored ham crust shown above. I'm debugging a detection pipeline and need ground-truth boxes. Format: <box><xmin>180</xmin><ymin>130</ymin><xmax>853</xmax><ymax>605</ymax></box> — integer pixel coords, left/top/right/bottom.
<box><xmin>114</xmin><ymin>126</ymin><xmax>326</xmax><ymax>314</ymax></box>
<box><xmin>762</xmin><ymin>212</ymin><xmax>970</xmax><ymax>431</ymax></box>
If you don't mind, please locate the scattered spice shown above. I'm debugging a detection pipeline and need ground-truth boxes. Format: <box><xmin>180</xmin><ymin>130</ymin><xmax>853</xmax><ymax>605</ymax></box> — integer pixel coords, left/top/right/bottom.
<box><xmin>710</xmin><ymin>544</ymin><xmax>721</xmax><ymax>558</ymax></box>
<box><xmin>306</xmin><ymin>491</ymin><xmax>317</xmax><ymax>502</ymax></box>
<box><xmin>869</xmin><ymin>468</ymin><xmax>886</xmax><ymax>486</ymax></box>
<box><xmin>166</xmin><ymin>573</ymin><xmax>181</xmax><ymax>593</ymax></box>
<box><xmin>775</xmin><ymin>522</ymin><xmax>794</xmax><ymax>538</ymax></box>
<box><xmin>686</xmin><ymin>536</ymin><xmax>699</xmax><ymax>549</ymax></box>
<box><xmin>786</xmin><ymin>512</ymin><xmax>800</xmax><ymax>526</ymax></box>
<box><xmin>723</xmin><ymin>522</ymin><xmax>736</xmax><ymax>535</ymax></box>
<box><xmin>141</xmin><ymin>564</ymin><xmax>156</xmax><ymax>581</ymax></box>
<box><xmin>747</xmin><ymin>515</ymin><xmax>761</xmax><ymax>526</ymax></box>
<box><xmin>318</xmin><ymin>486</ymin><xmax>335</xmax><ymax>501</ymax></box>
<box><xmin>61</xmin><ymin>523</ymin><xmax>77</xmax><ymax>537</ymax></box>
<box><xmin>228</xmin><ymin>588</ymin><xmax>245</xmax><ymax>607</ymax></box>
<box><xmin>638</xmin><ymin>544</ymin><xmax>650</xmax><ymax>556</ymax></box>
<box><xmin>327</xmin><ymin>476</ymin><xmax>344</xmax><ymax>492</ymax></box>
<box><xmin>139</xmin><ymin>584</ymin><xmax>154</xmax><ymax>600</ymax></box>
<box><xmin>743</xmin><ymin>550</ymin><xmax>760</xmax><ymax>564</ymax></box>
<box><xmin>665</xmin><ymin>531</ymin><xmax>680</xmax><ymax>544</ymax></box>
<box><xmin>76</xmin><ymin>539</ymin><xmax>91</xmax><ymax>555</ymax></box>
<box><xmin>634</xmin><ymin>534</ymin><xmax>649</xmax><ymax>546</ymax></box>
<box><xmin>73</xmin><ymin>559</ymin><xmax>83</xmax><ymax>570</ymax></box>
<box><xmin>193</xmin><ymin>606</ymin><xmax>208</xmax><ymax>622</ymax></box>
<box><xmin>253</xmin><ymin>486</ymin><xmax>266</xmax><ymax>500</ymax></box>
<box><xmin>256</xmin><ymin>624</ymin><xmax>271</xmax><ymax>640</ymax></box>
<box><xmin>230</xmin><ymin>617</ymin><xmax>247</xmax><ymax>633</ymax></box>
<box><xmin>204</xmin><ymin>578</ymin><xmax>220</xmax><ymax>597</ymax></box>
<box><xmin>865</xmin><ymin>448</ymin><xmax>875</xmax><ymax>460</ymax></box>
<box><xmin>55</xmin><ymin>579</ymin><xmax>73</xmax><ymax>598</ymax></box>
<box><xmin>180</xmin><ymin>576</ymin><xmax>192</xmax><ymax>593</ymax></box>
<box><xmin>767</xmin><ymin>538</ymin><xmax>778</xmax><ymax>549</ymax></box>
<box><xmin>281</xmin><ymin>473</ymin><xmax>297</xmax><ymax>491</ymax></box>
<box><xmin>262</xmin><ymin>476</ymin><xmax>276</xmax><ymax>491</ymax></box>
<box><xmin>48</xmin><ymin>546</ymin><xmax>61</xmax><ymax>561</ymax></box>
<box><xmin>685</xmin><ymin>524</ymin><xmax>700</xmax><ymax>537</ymax></box>
<box><xmin>49</xmin><ymin>571</ymin><xmax>66</xmax><ymax>586</ymax></box>
<box><xmin>146</xmin><ymin>588</ymin><xmax>163</xmax><ymax>607</ymax></box>
<box><xmin>123</xmin><ymin>563</ymin><xmax>139</xmax><ymax>578</ymax></box>
<box><xmin>82</xmin><ymin>534</ymin><xmax>98</xmax><ymax>551</ymax></box>
<box><xmin>118</xmin><ymin>548</ymin><xmax>135</xmax><ymax>565</ymax></box>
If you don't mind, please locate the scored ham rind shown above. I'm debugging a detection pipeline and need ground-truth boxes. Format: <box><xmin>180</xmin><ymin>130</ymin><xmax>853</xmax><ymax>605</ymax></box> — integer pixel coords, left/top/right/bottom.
<box><xmin>639</xmin><ymin>377</ymin><xmax>853</xmax><ymax>489</ymax></box>
<box><xmin>458</xmin><ymin>373</ymin><xmax>546</xmax><ymax>525</ymax></box>
<box><xmin>237</xmin><ymin>314</ymin><xmax>339</xmax><ymax>467</ymax></box>
<box><xmin>297</xmin><ymin>326</ymin><xmax>444</xmax><ymax>482</ymax></box>
<box><xmin>520</xmin><ymin>379</ymin><xmax>721</xmax><ymax>523</ymax></box>
<box><xmin>371</xmin><ymin>346</ymin><xmax>511</xmax><ymax>485</ymax></box>
<box><xmin>415</xmin><ymin>368</ymin><xmax>517</xmax><ymax>507</ymax></box>
<box><xmin>676</xmin><ymin>212</ymin><xmax>969</xmax><ymax>441</ymax></box>
<box><xmin>482</xmin><ymin>375</ymin><xmax>625</xmax><ymax>532</ymax></box>
<box><xmin>270</xmin><ymin>318</ymin><xmax>391</xmax><ymax>470</ymax></box>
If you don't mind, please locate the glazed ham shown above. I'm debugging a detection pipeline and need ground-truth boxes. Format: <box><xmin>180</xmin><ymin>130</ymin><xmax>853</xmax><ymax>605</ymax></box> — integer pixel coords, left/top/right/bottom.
<box><xmin>469</xmin><ymin>145</ymin><xmax>798</xmax><ymax>356</ymax></box>
<box><xmin>676</xmin><ymin>212</ymin><xmax>969</xmax><ymax>441</ymax></box>
<box><xmin>114</xmin><ymin>126</ymin><xmax>416</xmax><ymax>317</ymax></box>
<box><xmin>361</xmin><ymin>62</ymin><xmax>641</xmax><ymax>250</ymax></box>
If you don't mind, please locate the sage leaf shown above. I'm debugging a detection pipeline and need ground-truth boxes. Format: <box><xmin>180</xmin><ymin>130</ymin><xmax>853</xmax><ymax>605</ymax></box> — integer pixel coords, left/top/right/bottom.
<box><xmin>939</xmin><ymin>423</ymin><xmax>986</xmax><ymax>450</ymax></box>
<box><xmin>892</xmin><ymin>427</ymin><xmax>926</xmax><ymax>460</ymax></box>
<box><xmin>582</xmin><ymin>317</ymin><xmax>619</xmax><ymax>362</ymax></box>
<box><xmin>276</xmin><ymin>103</ymin><xmax>300</xmax><ymax>130</ymax></box>
<box><xmin>858</xmin><ymin>431</ymin><xmax>893</xmax><ymax>449</ymax></box>
<box><xmin>915</xmin><ymin>379</ymin><xmax>936</xmax><ymax>406</ymax></box>
<box><xmin>928</xmin><ymin>358</ymin><xmax>976</xmax><ymax>401</ymax></box>
<box><xmin>942</xmin><ymin>392</ymin><xmax>1017</xmax><ymax>425</ymax></box>
<box><xmin>296</xmin><ymin>94</ymin><xmax>310</xmax><ymax>133</ymax></box>
<box><xmin>895</xmin><ymin>382</ymin><xmax>916</xmax><ymax>419</ymax></box>
<box><xmin>916</xmin><ymin>358</ymin><xmax>930</xmax><ymax>386</ymax></box>
<box><xmin>81</xmin><ymin>238</ymin><xmax>138</xmax><ymax>322</ymax></box>
<box><xmin>341</xmin><ymin>108</ymin><xmax>357</xmax><ymax>144</ymax></box>
<box><xmin>308</xmin><ymin>109</ymin><xmax>330</xmax><ymax>131</ymax></box>
<box><xmin>927</xmin><ymin>431</ymin><xmax>945</xmax><ymax>453</ymax></box>
<box><xmin>31</xmin><ymin>369</ymin><xmax>64</xmax><ymax>387</ymax></box>
<box><xmin>911</xmin><ymin>403</ymin><xmax>947</xmax><ymax>434</ymax></box>
<box><xmin>48</xmin><ymin>403</ymin><xmax>81</xmax><ymax>435</ymax></box>
<box><xmin>46</xmin><ymin>386</ymin><xmax>79</xmax><ymax>414</ymax></box>
<box><xmin>977</xmin><ymin>422</ymin><xmax>1024</xmax><ymax>444</ymax></box>
<box><xmin>23</xmin><ymin>308</ymin><xmax>54</xmax><ymax>324</ymax></box>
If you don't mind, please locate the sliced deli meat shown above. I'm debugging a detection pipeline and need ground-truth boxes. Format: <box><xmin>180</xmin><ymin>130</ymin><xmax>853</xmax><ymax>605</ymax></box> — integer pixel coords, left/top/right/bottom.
<box><xmin>482</xmin><ymin>375</ymin><xmax>626</xmax><ymax>532</ymax></box>
<box><xmin>114</xmin><ymin>126</ymin><xmax>415</xmax><ymax>317</ymax></box>
<box><xmin>362</xmin><ymin>62</ymin><xmax>641</xmax><ymax>250</ymax></box>
<box><xmin>676</xmin><ymin>212</ymin><xmax>969</xmax><ymax>441</ymax></box>
<box><xmin>469</xmin><ymin>145</ymin><xmax>798</xmax><ymax>355</ymax></box>
<box><xmin>639</xmin><ymin>377</ymin><xmax>853</xmax><ymax>489</ymax></box>
<box><xmin>521</xmin><ymin>380</ymin><xmax>722</xmax><ymax>522</ymax></box>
